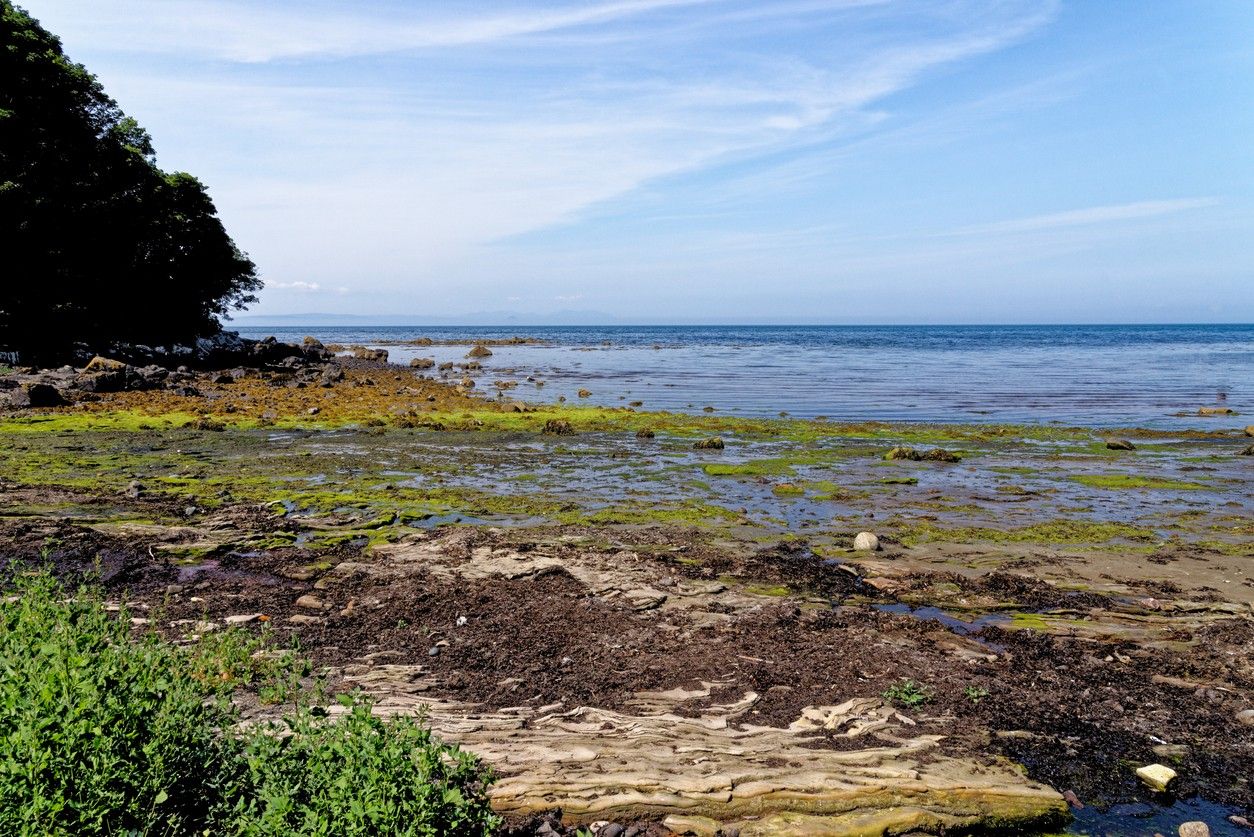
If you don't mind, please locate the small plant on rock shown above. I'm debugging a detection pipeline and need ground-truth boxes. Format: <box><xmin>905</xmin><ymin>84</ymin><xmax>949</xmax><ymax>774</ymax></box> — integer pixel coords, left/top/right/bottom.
<box><xmin>964</xmin><ymin>685</ymin><xmax>990</xmax><ymax>705</ymax></box>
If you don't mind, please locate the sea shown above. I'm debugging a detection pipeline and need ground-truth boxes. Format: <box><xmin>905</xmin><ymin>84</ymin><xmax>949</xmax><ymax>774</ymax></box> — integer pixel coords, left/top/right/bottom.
<box><xmin>234</xmin><ymin>324</ymin><xmax>1254</xmax><ymax>430</ymax></box>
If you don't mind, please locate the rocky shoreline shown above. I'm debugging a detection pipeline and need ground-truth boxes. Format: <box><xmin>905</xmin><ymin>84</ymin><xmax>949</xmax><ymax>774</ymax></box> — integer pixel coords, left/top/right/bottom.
<box><xmin>1</xmin><ymin>339</ymin><xmax>1251</xmax><ymax>836</ymax></box>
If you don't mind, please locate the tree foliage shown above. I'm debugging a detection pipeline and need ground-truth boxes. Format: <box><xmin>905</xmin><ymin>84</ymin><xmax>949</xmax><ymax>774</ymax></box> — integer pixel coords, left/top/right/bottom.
<box><xmin>0</xmin><ymin>1</ymin><xmax>260</xmax><ymax>358</ymax></box>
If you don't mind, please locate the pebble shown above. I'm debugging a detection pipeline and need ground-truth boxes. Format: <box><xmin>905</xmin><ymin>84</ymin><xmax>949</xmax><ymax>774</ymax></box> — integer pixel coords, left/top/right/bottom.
<box><xmin>1229</xmin><ymin>815</ymin><xmax>1252</xmax><ymax>828</ymax></box>
<box><xmin>1135</xmin><ymin>762</ymin><xmax>1177</xmax><ymax>791</ymax></box>
<box><xmin>428</xmin><ymin>646</ymin><xmax>441</xmax><ymax>657</ymax></box>
<box><xmin>456</xmin><ymin>615</ymin><xmax>468</xmax><ymax>626</ymax></box>
<box><xmin>224</xmin><ymin>613</ymin><xmax>262</xmax><ymax>625</ymax></box>
<box><xmin>597</xmin><ymin>825</ymin><xmax>625</xmax><ymax>837</ymax></box>
<box><xmin>853</xmin><ymin>531</ymin><xmax>880</xmax><ymax>551</ymax></box>
<box><xmin>1236</xmin><ymin>709</ymin><xmax>1254</xmax><ymax>727</ymax></box>
<box><xmin>1178</xmin><ymin>822</ymin><xmax>1210</xmax><ymax>837</ymax></box>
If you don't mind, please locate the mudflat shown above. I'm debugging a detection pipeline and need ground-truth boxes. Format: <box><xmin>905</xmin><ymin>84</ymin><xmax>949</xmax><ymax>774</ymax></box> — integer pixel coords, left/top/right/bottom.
<box><xmin>1</xmin><ymin>355</ymin><xmax>1250</xmax><ymax>835</ymax></box>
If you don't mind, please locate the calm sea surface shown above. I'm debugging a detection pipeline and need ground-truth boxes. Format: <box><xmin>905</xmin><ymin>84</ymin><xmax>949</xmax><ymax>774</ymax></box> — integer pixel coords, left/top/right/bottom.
<box><xmin>235</xmin><ymin>325</ymin><xmax>1254</xmax><ymax>430</ymax></box>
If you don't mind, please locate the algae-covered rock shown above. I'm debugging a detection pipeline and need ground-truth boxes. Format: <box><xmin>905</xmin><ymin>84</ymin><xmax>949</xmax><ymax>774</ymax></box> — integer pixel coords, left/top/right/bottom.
<box><xmin>694</xmin><ymin>437</ymin><xmax>725</xmax><ymax>450</ymax></box>
<box><xmin>1105</xmin><ymin>438</ymin><xmax>1136</xmax><ymax>451</ymax></box>
<box><xmin>409</xmin><ymin>357</ymin><xmax>435</xmax><ymax>369</ymax></box>
<box><xmin>1135</xmin><ymin>762</ymin><xmax>1176</xmax><ymax>791</ymax></box>
<box><xmin>883</xmin><ymin>446</ymin><xmax>921</xmax><ymax>461</ymax></box>
<box><xmin>542</xmin><ymin>419</ymin><xmax>575</xmax><ymax>435</ymax></box>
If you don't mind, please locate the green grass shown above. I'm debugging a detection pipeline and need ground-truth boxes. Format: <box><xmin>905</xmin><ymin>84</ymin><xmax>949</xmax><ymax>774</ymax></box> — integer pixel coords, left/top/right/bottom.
<box><xmin>0</xmin><ymin>572</ymin><xmax>500</xmax><ymax>836</ymax></box>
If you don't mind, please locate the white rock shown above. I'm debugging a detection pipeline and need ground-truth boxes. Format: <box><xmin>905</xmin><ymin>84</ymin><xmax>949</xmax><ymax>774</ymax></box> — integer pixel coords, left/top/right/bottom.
<box><xmin>853</xmin><ymin>532</ymin><xmax>880</xmax><ymax>551</ymax></box>
<box><xmin>1178</xmin><ymin>821</ymin><xmax>1210</xmax><ymax>837</ymax></box>
<box><xmin>1135</xmin><ymin>763</ymin><xmax>1177</xmax><ymax>791</ymax></box>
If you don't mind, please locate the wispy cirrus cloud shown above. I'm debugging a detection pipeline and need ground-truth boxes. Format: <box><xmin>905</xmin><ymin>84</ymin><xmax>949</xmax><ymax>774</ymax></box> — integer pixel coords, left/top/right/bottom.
<box><xmin>949</xmin><ymin>198</ymin><xmax>1220</xmax><ymax>237</ymax></box>
<box><xmin>25</xmin><ymin>0</ymin><xmax>1082</xmax><ymax>314</ymax></box>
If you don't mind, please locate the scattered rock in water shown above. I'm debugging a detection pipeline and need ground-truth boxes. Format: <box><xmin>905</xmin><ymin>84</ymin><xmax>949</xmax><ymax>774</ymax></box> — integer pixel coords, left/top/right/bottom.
<box><xmin>460</xmin><ymin>377</ymin><xmax>475</xmax><ymax>389</ymax></box>
<box><xmin>467</xmin><ymin>344</ymin><xmax>493</xmax><ymax>358</ymax></box>
<box><xmin>350</xmin><ymin>346</ymin><xmax>389</xmax><ymax>363</ymax></box>
<box><xmin>1105</xmin><ymin>438</ymin><xmax>1136</xmax><ymax>451</ymax></box>
<box><xmin>1245</xmin><ymin>425</ymin><xmax>1254</xmax><ymax>437</ymax></box>
<box><xmin>542</xmin><ymin>419</ymin><xmax>575</xmax><ymax>435</ymax></box>
<box><xmin>1238</xmin><ymin>445</ymin><xmax>1254</xmax><ymax>456</ymax></box>
<box><xmin>1134</xmin><ymin>763</ymin><xmax>1176</xmax><ymax>791</ymax></box>
<box><xmin>883</xmin><ymin>446</ymin><xmax>961</xmax><ymax>462</ymax></box>
<box><xmin>1178</xmin><ymin>822</ymin><xmax>1210</xmax><ymax>837</ymax></box>
<box><xmin>1198</xmin><ymin>406</ymin><xmax>1235</xmax><ymax>416</ymax></box>
<box><xmin>853</xmin><ymin>532</ymin><xmax>880</xmax><ymax>551</ymax></box>
<box><xmin>409</xmin><ymin>357</ymin><xmax>435</xmax><ymax>369</ymax></box>
<box><xmin>694</xmin><ymin>437</ymin><xmax>725</xmax><ymax>450</ymax></box>
<box><xmin>635</xmin><ymin>428</ymin><xmax>655</xmax><ymax>439</ymax></box>
<box><xmin>577</xmin><ymin>389</ymin><xmax>592</xmax><ymax>398</ymax></box>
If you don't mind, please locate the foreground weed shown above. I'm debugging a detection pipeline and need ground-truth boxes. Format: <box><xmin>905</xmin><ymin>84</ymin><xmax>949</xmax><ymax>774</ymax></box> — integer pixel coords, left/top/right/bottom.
<box><xmin>882</xmin><ymin>679</ymin><xmax>934</xmax><ymax>708</ymax></box>
<box><xmin>0</xmin><ymin>572</ymin><xmax>500</xmax><ymax>836</ymax></box>
<box><xmin>964</xmin><ymin>686</ymin><xmax>990</xmax><ymax>705</ymax></box>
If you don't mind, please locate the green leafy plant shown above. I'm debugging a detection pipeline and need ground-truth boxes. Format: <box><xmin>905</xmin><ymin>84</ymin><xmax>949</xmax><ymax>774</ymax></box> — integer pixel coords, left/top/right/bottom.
<box><xmin>882</xmin><ymin>679</ymin><xmax>934</xmax><ymax>708</ymax></box>
<box><xmin>964</xmin><ymin>685</ymin><xmax>990</xmax><ymax>705</ymax></box>
<box><xmin>219</xmin><ymin>695</ymin><xmax>500</xmax><ymax>835</ymax></box>
<box><xmin>0</xmin><ymin>572</ymin><xmax>500</xmax><ymax>836</ymax></box>
<box><xmin>0</xmin><ymin>573</ymin><xmax>237</xmax><ymax>835</ymax></box>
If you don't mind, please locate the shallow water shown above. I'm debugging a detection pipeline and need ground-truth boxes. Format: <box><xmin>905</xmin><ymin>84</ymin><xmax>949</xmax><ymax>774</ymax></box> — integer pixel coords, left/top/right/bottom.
<box><xmin>238</xmin><ymin>324</ymin><xmax>1254</xmax><ymax>429</ymax></box>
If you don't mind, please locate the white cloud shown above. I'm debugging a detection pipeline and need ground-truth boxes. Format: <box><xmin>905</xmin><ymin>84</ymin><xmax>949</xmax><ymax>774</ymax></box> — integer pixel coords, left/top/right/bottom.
<box><xmin>268</xmin><ymin>280</ymin><xmax>321</xmax><ymax>291</ymax></box>
<box><xmin>950</xmin><ymin>198</ymin><xmax>1219</xmax><ymax>236</ymax></box>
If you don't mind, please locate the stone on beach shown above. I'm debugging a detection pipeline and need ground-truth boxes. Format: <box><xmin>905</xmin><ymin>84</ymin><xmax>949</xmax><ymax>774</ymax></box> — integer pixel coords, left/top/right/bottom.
<box><xmin>853</xmin><ymin>532</ymin><xmax>880</xmax><ymax>551</ymax></box>
<box><xmin>295</xmin><ymin>594</ymin><xmax>325</xmax><ymax>611</ymax></box>
<box><xmin>1134</xmin><ymin>763</ymin><xmax>1176</xmax><ymax>791</ymax></box>
<box><xmin>694</xmin><ymin>437</ymin><xmax>725</xmax><ymax>450</ymax></box>
<box><xmin>467</xmin><ymin>344</ymin><xmax>493</xmax><ymax>358</ymax></box>
<box><xmin>1105</xmin><ymin>438</ymin><xmax>1136</xmax><ymax>451</ymax></box>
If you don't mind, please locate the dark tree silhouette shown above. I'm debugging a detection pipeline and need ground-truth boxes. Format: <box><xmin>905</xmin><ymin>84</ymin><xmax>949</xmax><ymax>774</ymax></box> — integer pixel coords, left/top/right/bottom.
<box><xmin>0</xmin><ymin>1</ymin><xmax>260</xmax><ymax>359</ymax></box>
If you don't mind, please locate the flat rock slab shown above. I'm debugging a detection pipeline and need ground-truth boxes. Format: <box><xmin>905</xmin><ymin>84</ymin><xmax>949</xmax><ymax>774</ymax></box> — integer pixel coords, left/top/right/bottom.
<box><xmin>337</xmin><ymin>665</ymin><xmax>1065</xmax><ymax>834</ymax></box>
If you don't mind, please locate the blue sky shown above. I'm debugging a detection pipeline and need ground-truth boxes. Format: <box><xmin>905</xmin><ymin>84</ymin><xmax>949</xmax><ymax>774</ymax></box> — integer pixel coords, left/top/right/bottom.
<box><xmin>25</xmin><ymin>0</ymin><xmax>1254</xmax><ymax>322</ymax></box>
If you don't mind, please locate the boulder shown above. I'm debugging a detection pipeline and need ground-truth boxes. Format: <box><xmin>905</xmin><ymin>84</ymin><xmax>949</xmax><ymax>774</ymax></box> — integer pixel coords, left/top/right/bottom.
<box><xmin>1198</xmin><ymin>406</ymin><xmax>1235</xmax><ymax>416</ymax></box>
<box><xmin>694</xmin><ymin>437</ymin><xmax>725</xmax><ymax>450</ymax></box>
<box><xmin>1245</xmin><ymin>425</ymin><xmax>1254</xmax><ymax>437</ymax></box>
<box><xmin>302</xmin><ymin>335</ymin><xmax>324</xmax><ymax>349</ymax></box>
<box><xmin>1105</xmin><ymin>438</ymin><xmax>1136</xmax><ymax>451</ymax></box>
<box><xmin>14</xmin><ymin>383</ymin><xmax>67</xmax><ymax>408</ymax></box>
<box><xmin>409</xmin><ymin>357</ymin><xmax>435</xmax><ymax>369</ymax></box>
<box><xmin>920</xmin><ymin>448</ymin><xmax>962</xmax><ymax>462</ymax></box>
<box><xmin>467</xmin><ymin>344</ymin><xmax>493</xmax><ymax>358</ymax></box>
<box><xmin>578</xmin><ymin>388</ymin><xmax>592</xmax><ymax>398</ymax></box>
<box><xmin>636</xmin><ymin>428</ymin><xmax>656</xmax><ymax>439</ymax></box>
<box><xmin>853</xmin><ymin>532</ymin><xmax>880</xmax><ymax>551</ymax></box>
<box><xmin>883</xmin><ymin>446</ymin><xmax>921</xmax><ymax>461</ymax></box>
<box><xmin>1178</xmin><ymin>822</ymin><xmax>1210</xmax><ymax>837</ymax></box>
<box><xmin>542</xmin><ymin>419</ymin><xmax>575</xmax><ymax>435</ymax></box>
<box><xmin>1238</xmin><ymin>445</ymin><xmax>1254</xmax><ymax>456</ymax></box>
